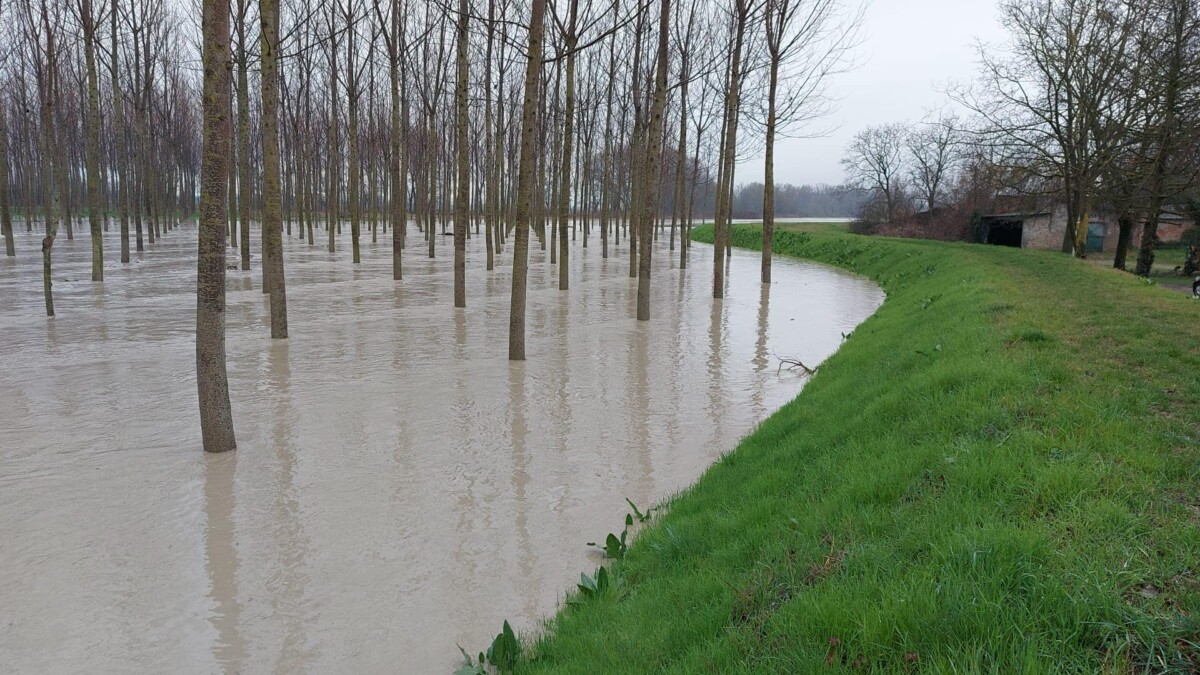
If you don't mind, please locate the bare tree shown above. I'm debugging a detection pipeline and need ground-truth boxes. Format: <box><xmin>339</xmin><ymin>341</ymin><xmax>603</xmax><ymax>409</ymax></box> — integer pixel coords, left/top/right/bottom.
<box><xmin>959</xmin><ymin>0</ymin><xmax>1154</xmax><ymax>257</ymax></box>
<box><xmin>0</xmin><ymin>0</ymin><xmax>13</xmax><ymax>258</ymax></box>
<box><xmin>197</xmin><ymin>0</ymin><xmax>236</xmax><ymax>452</ymax></box>
<box><xmin>1134</xmin><ymin>0</ymin><xmax>1200</xmax><ymax>276</ymax></box>
<box><xmin>759</xmin><ymin>0</ymin><xmax>859</xmax><ymax>283</ymax></box>
<box><xmin>842</xmin><ymin>122</ymin><xmax>907</xmax><ymax>223</ymax></box>
<box><xmin>636</xmin><ymin>0</ymin><xmax>669</xmax><ymax>321</ymax></box>
<box><xmin>376</xmin><ymin>0</ymin><xmax>407</xmax><ymax>280</ymax></box>
<box><xmin>711</xmin><ymin>0</ymin><xmax>751</xmax><ymax>299</ymax></box>
<box><xmin>553</xmin><ymin>0</ymin><xmax>580</xmax><ymax>291</ymax></box>
<box><xmin>78</xmin><ymin>0</ymin><xmax>104</xmax><ymax>279</ymax></box>
<box><xmin>508</xmin><ymin>0</ymin><xmax>547</xmax><ymax>361</ymax></box>
<box><xmin>21</xmin><ymin>0</ymin><xmax>65</xmax><ymax>315</ymax></box>
<box><xmin>260</xmin><ymin>0</ymin><xmax>287</xmax><ymax>337</ymax></box>
<box><xmin>906</xmin><ymin>114</ymin><xmax>960</xmax><ymax>218</ymax></box>
<box><xmin>233</xmin><ymin>0</ymin><xmax>252</xmax><ymax>271</ymax></box>
<box><xmin>453</xmin><ymin>0</ymin><xmax>468</xmax><ymax>306</ymax></box>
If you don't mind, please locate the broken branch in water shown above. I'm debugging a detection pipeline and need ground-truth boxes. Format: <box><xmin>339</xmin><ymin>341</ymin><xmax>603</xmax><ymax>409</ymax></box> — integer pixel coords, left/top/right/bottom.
<box><xmin>773</xmin><ymin>350</ymin><xmax>816</xmax><ymax>376</ymax></box>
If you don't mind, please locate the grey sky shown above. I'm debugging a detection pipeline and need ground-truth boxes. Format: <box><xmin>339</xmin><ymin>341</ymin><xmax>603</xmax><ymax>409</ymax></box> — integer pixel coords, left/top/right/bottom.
<box><xmin>753</xmin><ymin>0</ymin><xmax>1009</xmax><ymax>187</ymax></box>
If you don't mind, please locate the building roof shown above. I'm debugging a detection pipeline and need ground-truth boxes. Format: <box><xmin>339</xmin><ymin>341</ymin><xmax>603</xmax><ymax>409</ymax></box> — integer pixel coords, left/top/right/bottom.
<box><xmin>980</xmin><ymin>212</ymin><xmax>1051</xmax><ymax>219</ymax></box>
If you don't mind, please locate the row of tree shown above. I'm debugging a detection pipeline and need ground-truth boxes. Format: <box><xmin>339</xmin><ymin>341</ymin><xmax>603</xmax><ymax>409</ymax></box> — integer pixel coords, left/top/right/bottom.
<box><xmin>840</xmin><ymin>0</ymin><xmax>1200</xmax><ymax>276</ymax></box>
<box><xmin>0</xmin><ymin>0</ymin><xmax>864</xmax><ymax>451</ymax></box>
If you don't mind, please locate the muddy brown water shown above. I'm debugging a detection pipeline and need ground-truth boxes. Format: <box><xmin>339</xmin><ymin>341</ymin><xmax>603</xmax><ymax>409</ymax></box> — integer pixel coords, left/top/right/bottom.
<box><xmin>0</xmin><ymin>223</ymin><xmax>882</xmax><ymax>674</ymax></box>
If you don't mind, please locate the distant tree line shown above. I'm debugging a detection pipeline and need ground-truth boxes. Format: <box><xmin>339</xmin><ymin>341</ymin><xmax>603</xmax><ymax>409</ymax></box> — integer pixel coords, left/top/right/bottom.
<box><xmin>730</xmin><ymin>182</ymin><xmax>862</xmax><ymax>219</ymax></box>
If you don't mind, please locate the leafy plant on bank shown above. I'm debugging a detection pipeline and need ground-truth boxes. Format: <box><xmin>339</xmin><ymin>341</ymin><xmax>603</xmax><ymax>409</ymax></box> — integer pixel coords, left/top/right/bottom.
<box><xmin>456</xmin><ymin>498</ymin><xmax>652</xmax><ymax>671</ymax></box>
<box><xmin>456</xmin><ymin>620</ymin><xmax>521</xmax><ymax>675</ymax></box>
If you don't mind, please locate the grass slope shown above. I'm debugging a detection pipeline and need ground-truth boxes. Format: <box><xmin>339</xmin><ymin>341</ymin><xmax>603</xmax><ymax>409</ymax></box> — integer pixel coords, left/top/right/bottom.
<box><xmin>515</xmin><ymin>227</ymin><xmax>1200</xmax><ymax>674</ymax></box>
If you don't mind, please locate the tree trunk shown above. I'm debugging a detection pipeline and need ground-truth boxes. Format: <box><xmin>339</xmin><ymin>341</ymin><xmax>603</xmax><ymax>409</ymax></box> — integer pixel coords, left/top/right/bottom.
<box><xmin>0</xmin><ymin>99</ymin><xmax>13</xmax><ymax>258</ymax></box>
<box><xmin>389</xmin><ymin>0</ymin><xmax>405</xmax><ymax>279</ymax></box>
<box><xmin>83</xmin><ymin>0</ymin><xmax>104</xmax><ymax>280</ymax></box>
<box><xmin>1135</xmin><ymin>214</ymin><xmax>1161</xmax><ymax>277</ymax></box>
<box><xmin>236</xmin><ymin>9</ymin><xmax>252</xmax><ymax>271</ymax></box>
<box><xmin>54</xmin><ymin>50</ymin><xmax>71</xmax><ymax>245</ymax></box>
<box><xmin>37</xmin><ymin>3</ymin><xmax>60</xmax><ymax>316</ymax></box>
<box><xmin>508</xmin><ymin>0</ymin><xmax>547</xmax><ymax>361</ymax></box>
<box><xmin>670</xmin><ymin>71</ymin><xmax>689</xmax><ymax>257</ymax></box>
<box><xmin>227</xmin><ymin>135</ymin><xmax>236</xmax><ymax>250</ymax></box>
<box><xmin>761</xmin><ymin>58</ymin><xmax>778</xmax><ymax>285</ymax></box>
<box><xmin>1114</xmin><ymin>215</ymin><xmax>1133</xmax><ymax>270</ymax></box>
<box><xmin>483</xmin><ymin>0</ymin><xmax>496</xmax><ymax>271</ymax></box>
<box><xmin>556</xmin><ymin>1</ymin><xmax>579</xmax><ymax>291</ymax></box>
<box><xmin>327</xmin><ymin>27</ymin><xmax>339</xmax><ymax>254</ymax></box>
<box><xmin>347</xmin><ymin>9</ymin><xmax>361</xmax><ymax>266</ymax></box>
<box><xmin>261</xmin><ymin>0</ymin><xmax>288</xmax><ymax>338</ymax></box>
<box><xmin>637</xmin><ymin>0</ymin><xmax>671</xmax><ymax>321</ymax></box>
<box><xmin>599</xmin><ymin>7</ymin><xmax>616</xmax><ymax>260</ymax></box>
<box><xmin>197</xmin><ymin>0</ymin><xmax>237</xmax><ymax>453</ymax></box>
<box><xmin>453</xmin><ymin>0</ymin><xmax>469</xmax><ymax>307</ymax></box>
<box><xmin>714</xmin><ymin>6</ymin><xmax>746</xmax><ymax>298</ymax></box>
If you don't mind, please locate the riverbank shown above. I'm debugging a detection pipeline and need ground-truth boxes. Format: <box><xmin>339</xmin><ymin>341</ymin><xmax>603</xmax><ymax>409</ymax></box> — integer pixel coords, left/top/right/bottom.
<box><xmin>513</xmin><ymin>226</ymin><xmax>1200</xmax><ymax>672</ymax></box>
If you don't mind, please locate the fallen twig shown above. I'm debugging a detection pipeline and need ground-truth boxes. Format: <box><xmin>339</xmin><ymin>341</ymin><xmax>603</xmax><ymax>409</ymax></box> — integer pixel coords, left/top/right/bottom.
<box><xmin>773</xmin><ymin>350</ymin><xmax>816</xmax><ymax>375</ymax></box>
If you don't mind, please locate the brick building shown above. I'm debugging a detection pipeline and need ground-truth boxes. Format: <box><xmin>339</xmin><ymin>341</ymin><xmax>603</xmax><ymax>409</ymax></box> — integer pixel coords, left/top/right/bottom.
<box><xmin>979</xmin><ymin>204</ymin><xmax>1191</xmax><ymax>252</ymax></box>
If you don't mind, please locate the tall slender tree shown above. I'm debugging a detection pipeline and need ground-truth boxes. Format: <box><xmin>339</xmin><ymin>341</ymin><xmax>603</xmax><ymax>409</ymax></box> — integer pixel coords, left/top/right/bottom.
<box><xmin>636</xmin><ymin>0</ymin><xmax>669</xmax><ymax>320</ymax></box>
<box><xmin>197</xmin><ymin>0</ymin><xmax>236</xmax><ymax>453</ymax></box>
<box><xmin>260</xmin><ymin>0</ymin><xmax>287</xmax><ymax>337</ymax></box>
<box><xmin>80</xmin><ymin>0</ymin><xmax>103</xmax><ymax>280</ymax></box>
<box><xmin>508</xmin><ymin>0</ymin><xmax>547</xmax><ymax>361</ymax></box>
<box><xmin>712</xmin><ymin>0</ymin><xmax>749</xmax><ymax>299</ymax></box>
<box><xmin>555</xmin><ymin>0</ymin><xmax>580</xmax><ymax>291</ymax></box>
<box><xmin>453</xmin><ymin>0</ymin><xmax>468</xmax><ymax>307</ymax></box>
<box><xmin>0</xmin><ymin>67</ymin><xmax>13</xmax><ymax>258</ymax></box>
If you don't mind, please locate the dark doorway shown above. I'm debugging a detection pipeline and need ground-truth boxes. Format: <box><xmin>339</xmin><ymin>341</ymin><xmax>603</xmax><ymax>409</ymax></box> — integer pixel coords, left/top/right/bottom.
<box><xmin>985</xmin><ymin>219</ymin><xmax>1024</xmax><ymax>248</ymax></box>
<box><xmin>1086</xmin><ymin>222</ymin><xmax>1106</xmax><ymax>252</ymax></box>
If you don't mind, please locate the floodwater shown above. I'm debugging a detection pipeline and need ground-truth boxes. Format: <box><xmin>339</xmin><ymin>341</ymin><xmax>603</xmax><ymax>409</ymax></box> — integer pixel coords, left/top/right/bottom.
<box><xmin>0</xmin><ymin>221</ymin><xmax>883</xmax><ymax>674</ymax></box>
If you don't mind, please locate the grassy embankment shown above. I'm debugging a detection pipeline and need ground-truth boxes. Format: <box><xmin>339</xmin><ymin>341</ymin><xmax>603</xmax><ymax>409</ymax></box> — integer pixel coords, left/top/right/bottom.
<box><xmin>775</xmin><ymin>221</ymin><xmax>851</xmax><ymax>234</ymax></box>
<box><xmin>511</xmin><ymin>226</ymin><xmax>1200</xmax><ymax>673</ymax></box>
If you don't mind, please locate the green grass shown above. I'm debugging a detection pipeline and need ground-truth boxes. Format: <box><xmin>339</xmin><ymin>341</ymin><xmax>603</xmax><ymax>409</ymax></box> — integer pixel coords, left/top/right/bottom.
<box><xmin>504</xmin><ymin>226</ymin><xmax>1200</xmax><ymax>674</ymax></box>
<box><xmin>776</xmin><ymin>220</ymin><xmax>851</xmax><ymax>234</ymax></box>
<box><xmin>1081</xmin><ymin>246</ymin><xmax>1194</xmax><ymax>281</ymax></box>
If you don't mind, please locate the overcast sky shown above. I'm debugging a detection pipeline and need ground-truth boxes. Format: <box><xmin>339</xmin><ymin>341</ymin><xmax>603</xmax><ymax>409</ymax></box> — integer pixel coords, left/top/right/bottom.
<box><xmin>754</xmin><ymin>0</ymin><xmax>1010</xmax><ymax>187</ymax></box>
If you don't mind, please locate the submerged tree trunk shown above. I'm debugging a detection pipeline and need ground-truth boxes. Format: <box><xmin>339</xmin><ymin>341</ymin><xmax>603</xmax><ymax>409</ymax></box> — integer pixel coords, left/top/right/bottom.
<box><xmin>0</xmin><ymin>100</ymin><xmax>13</xmax><ymax>258</ymax></box>
<box><xmin>346</xmin><ymin>0</ymin><xmax>361</xmax><ymax>266</ymax></box>
<box><xmin>197</xmin><ymin>0</ymin><xmax>237</xmax><ymax>453</ymax></box>
<box><xmin>83</xmin><ymin>0</ymin><xmax>104</xmax><ymax>280</ymax></box>
<box><xmin>37</xmin><ymin>0</ymin><xmax>61</xmax><ymax>316</ymax></box>
<box><xmin>110</xmin><ymin>0</ymin><xmax>129</xmax><ymax>263</ymax></box>
<box><xmin>327</xmin><ymin>18</ymin><xmax>339</xmax><ymax>255</ymax></box>
<box><xmin>714</xmin><ymin>1</ymin><xmax>748</xmax><ymax>298</ymax></box>
<box><xmin>599</xmin><ymin>6</ymin><xmax>617</xmax><ymax>261</ymax></box>
<box><xmin>388</xmin><ymin>0</ymin><xmax>405</xmax><ymax>280</ymax></box>
<box><xmin>236</xmin><ymin>2</ymin><xmax>251</xmax><ymax>272</ymax></box>
<box><xmin>637</xmin><ymin>0</ymin><xmax>671</xmax><ymax>321</ymax></box>
<box><xmin>761</xmin><ymin>57</ymin><xmax>778</xmax><ymax>285</ymax></box>
<box><xmin>556</xmin><ymin>0</ymin><xmax>579</xmax><ymax>291</ymax></box>
<box><xmin>508</xmin><ymin>0</ymin><xmax>547</xmax><ymax>361</ymax></box>
<box><xmin>483</xmin><ymin>0</ymin><xmax>496</xmax><ymax>271</ymax></box>
<box><xmin>670</xmin><ymin>67</ymin><xmax>689</xmax><ymax>257</ymax></box>
<box><xmin>453</xmin><ymin>0</ymin><xmax>468</xmax><ymax>307</ymax></box>
<box><xmin>261</xmin><ymin>0</ymin><xmax>288</xmax><ymax>338</ymax></box>
<box><xmin>53</xmin><ymin>42</ymin><xmax>71</xmax><ymax>246</ymax></box>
